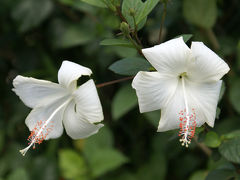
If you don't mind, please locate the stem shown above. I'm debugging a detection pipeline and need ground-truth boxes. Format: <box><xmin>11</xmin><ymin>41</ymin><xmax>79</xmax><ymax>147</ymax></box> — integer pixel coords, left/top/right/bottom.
<box><xmin>115</xmin><ymin>5</ymin><xmax>143</xmax><ymax>56</ymax></box>
<box><xmin>132</xmin><ymin>15</ymin><xmax>142</xmax><ymax>47</ymax></box>
<box><xmin>127</xmin><ymin>35</ymin><xmax>143</xmax><ymax>56</ymax></box>
<box><xmin>158</xmin><ymin>3</ymin><xmax>167</xmax><ymax>44</ymax></box>
<box><xmin>96</xmin><ymin>76</ymin><xmax>134</xmax><ymax>88</ymax></box>
<box><xmin>193</xmin><ymin>137</ymin><xmax>212</xmax><ymax>157</ymax></box>
<box><xmin>116</xmin><ymin>6</ymin><xmax>128</xmax><ymax>23</ymax></box>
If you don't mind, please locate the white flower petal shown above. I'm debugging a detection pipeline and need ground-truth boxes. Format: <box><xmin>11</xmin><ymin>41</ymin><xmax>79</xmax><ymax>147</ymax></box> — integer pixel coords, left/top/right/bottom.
<box><xmin>158</xmin><ymin>79</ymin><xmax>222</xmax><ymax>132</ymax></box>
<box><xmin>186</xmin><ymin>79</ymin><xmax>222</xmax><ymax>128</ymax></box>
<box><xmin>63</xmin><ymin>101</ymin><xmax>104</xmax><ymax>139</ymax></box>
<box><xmin>132</xmin><ymin>71</ymin><xmax>178</xmax><ymax>113</ymax></box>
<box><xmin>142</xmin><ymin>37</ymin><xmax>191</xmax><ymax>76</ymax></box>
<box><xmin>25</xmin><ymin>96</ymin><xmax>70</xmax><ymax>140</ymax></box>
<box><xmin>189</xmin><ymin>42</ymin><xmax>230</xmax><ymax>82</ymax></box>
<box><xmin>73</xmin><ymin>79</ymin><xmax>104</xmax><ymax>123</ymax></box>
<box><xmin>157</xmin><ymin>81</ymin><xmax>185</xmax><ymax>132</ymax></box>
<box><xmin>58</xmin><ymin>61</ymin><xmax>92</xmax><ymax>89</ymax></box>
<box><xmin>13</xmin><ymin>75</ymin><xmax>67</xmax><ymax>108</ymax></box>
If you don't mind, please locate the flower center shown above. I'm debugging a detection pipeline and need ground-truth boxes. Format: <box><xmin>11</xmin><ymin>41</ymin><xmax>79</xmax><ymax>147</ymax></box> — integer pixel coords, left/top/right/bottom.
<box><xmin>178</xmin><ymin>76</ymin><xmax>197</xmax><ymax>147</ymax></box>
<box><xmin>19</xmin><ymin>98</ymin><xmax>71</xmax><ymax>156</ymax></box>
<box><xmin>179</xmin><ymin>72</ymin><xmax>187</xmax><ymax>79</ymax></box>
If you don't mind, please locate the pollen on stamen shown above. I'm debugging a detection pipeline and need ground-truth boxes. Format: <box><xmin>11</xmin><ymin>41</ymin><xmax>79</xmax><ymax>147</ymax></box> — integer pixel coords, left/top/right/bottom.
<box><xmin>178</xmin><ymin>108</ymin><xmax>196</xmax><ymax>148</ymax></box>
<box><xmin>26</xmin><ymin>120</ymin><xmax>54</xmax><ymax>149</ymax></box>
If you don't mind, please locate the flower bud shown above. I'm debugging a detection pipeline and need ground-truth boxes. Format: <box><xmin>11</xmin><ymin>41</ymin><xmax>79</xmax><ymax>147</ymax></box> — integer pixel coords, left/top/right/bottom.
<box><xmin>120</xmin><ymin>22</ymin><xmax>130</xmax><ymax>36</ymax></box>
<box><xmin>129</xmin><ymin>8</ymin><xmax>135</xmax><ymax>16</ymax></box>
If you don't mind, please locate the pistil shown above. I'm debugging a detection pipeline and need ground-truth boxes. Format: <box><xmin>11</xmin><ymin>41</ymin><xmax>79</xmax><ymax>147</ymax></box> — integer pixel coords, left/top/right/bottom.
<box><xmin>178</xmin><ymin>76</ymin><xmax>196</xmax><ymax>147</ymax></box>
<box><xmin>19</xmin><ymin>99</ymin><xmax>71</xmax><ymax>156</ymax></box>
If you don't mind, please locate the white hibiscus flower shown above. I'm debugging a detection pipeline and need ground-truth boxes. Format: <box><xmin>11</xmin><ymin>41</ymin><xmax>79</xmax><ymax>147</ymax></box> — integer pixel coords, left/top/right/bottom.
<box><xmin>13</xmin><ymin>61</ymin><xmax>104</xmax><ymax>155</ymax></box>
<box><xmin>132</xmin><ymin>37</ymin><xmax>230</xmax><ymax>147</ymax></box>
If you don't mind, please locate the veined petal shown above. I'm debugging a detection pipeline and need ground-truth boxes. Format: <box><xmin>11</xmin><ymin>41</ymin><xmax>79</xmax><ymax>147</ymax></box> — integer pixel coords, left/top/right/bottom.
<box><xmin>132</xmin><ymin>71</ymin><xmax>178</xmax><ymax>113</ymax></box>
<box><xmin>158</xmin><ymin>79</ymin><xmax>222</xmax><ymax>132</ymax></box>
<box><xmin>13</xmin><ymin>75</ymin><xmax>67</xmax><ymax>108</ymax></box>
<box><xmin>58</xmin><ymin>61</ymin><xmax>92</xmax><ymax>89</ymax></box>
<box><xmin>142</xmin><ymin>37</ymin><xmax>191</xmax><ymax>76</ymax></box>
<box><xmin>73</xmin><ymin>79</ymin><xmax>103</xmax><ymax>123</ymax></box>
<box><xmin>63</xmin><ymin>101</ymin><xmax>104</xmax><ymax>139</ymax></box>
<box><xmin>188</xmin><ymin>42</ymin><xmax>230</xmax><ymax>82</ymax></box>
<box><xmin>186</xmin><ymin>79</ymin><xmax>222</xmax><ymax>128</ymax></box>
<box><xmin>157</xmin><ymin>81</ymin><xmax>185</xmax><ymax>132</ymax></box>
<box><xmin>25</xmin><ymin>96</ymin><xmax>70</xmax><ymax>140</ymax></box>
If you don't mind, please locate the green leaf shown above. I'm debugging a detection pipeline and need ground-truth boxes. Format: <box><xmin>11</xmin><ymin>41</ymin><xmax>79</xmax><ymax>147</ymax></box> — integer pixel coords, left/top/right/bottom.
<box><xmin>122</xmin><ymin>0</ymin><xmax>142</xmax><ymax>28</ymax></box>
<box><xmin>50</xmin><ymin>20</ymin><xmax>95</xmax><ymax>49</ymax></box>
<box><xmin>219</xmin><ymin>137</ymin><xmax>240</xmax><ymax>164</ymax></box>
<box><xmin>189</xmin><ymin>170</ymin><xmax>207</xmax><ymax>180</ymax></box>
<box><xmin>12</xmin><ymin>0</ymin><xmax>53</xmax><ymax>32</ymax></box>
<box><xmin>87</xmin><ymin>148</ymin><xmax>128</xmax><ymax>178</ymax></box>
<box><xmin>122</xmin><ymin>0</ymin><xmax>158</xmax><ymax>29</ymax></box>
<box><xmin>183</xmin><ymin>0</ymin><xmax>217</xmax><ymax>28</ymax></box>
<box><xmin>59</xmin><ymin>149</ymin><xmax>89</xmax><ymax>180</ymax></box>
<box><xmin>204</xmin><ymin>131</ymin><xmax>221</xmax><ymax>148</ymax></box>
<box><xmin>80</xmin><ymin>0</ymin><xmax>107</xmax><ymax>8</ymax></box>
<box><xmin>221</xmin><ymin>130</ymin><xmax>240</xmax><ymax>140</ymax></box>
<box><xmin>112</xmin><ymin>84</ymin><xmax>138</xmax><ymax>120</ymax></box>
<box><xmin>219</xmin><ymin>81</ymin><xmax>226</xmax><ymax>102</ymax></box>
<box><xmin>206</xmin><ymin>169</ymin><xmax>236</xmax><ymax>180</ymax></box>
<box><xmin>83</xmin><ymin>127</ymin><xmax>128</xmax><ymax>178</ymax></box>
<box><xmin>100</xmin><ymin>38</ymin><xmax>134</xmax><ymax>48</ymax></box>
<box><xmin>109</xmin><ymin>57</ymin><xmax>152</xmax><ymax>76</ymax></box>
<box><xmin>135</xmin><ymin>0</ymin><xmax>159</xmax><ymax>24</ymax></box>
<box><xmin>84</xmin><ymin>126</ymin><xmax>113</xmax><ymax>150</ymax></box>
<box><xmin>216</xmin><ymin>107</ymin><xmax>221</xmax><ymax>119</ymax></box>
<box><xmin>7</xmin><ymin>168</ymin><xmax>29</xmax><ymax>180</ymax></box>
<box><xmin>176</xmin><ymin>34</ymin><xmax>193</xmax><ymax>42</ymax></box>
<box><xmin>229</xmin><ymin>79</ymin><xmax>240</xmax><ymax>114</ymax></box>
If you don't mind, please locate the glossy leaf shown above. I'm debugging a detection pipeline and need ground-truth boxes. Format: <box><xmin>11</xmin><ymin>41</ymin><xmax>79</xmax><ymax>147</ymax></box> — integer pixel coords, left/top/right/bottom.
<box><xmin>204</xmin><ymin>131</ymin><xmax>221</xmax><ymax>148</ymax></box>
<box><xmin>83</xmin><ymin>127</ymin><xmax>128</xmax><ymax>178</ymax></box>
<box><xmin>135</xmin><ymin>0</ymin><xmax>159</xmax><ymax>24</ymax></box>
<box><xmin>219</xmin><ymin>137</ymin><xmax>240</xmax><ymax>164</ymax></box>
<box><xmin>112</xmin><ymin>84</ymin><xmax>138</xmax><ymax>120</ymax></box>
<box><xmin>109</xmin><ymin>57</ymin><xmax>152</xmax><ymax>76</ymax></box>
<box><xmin>59</xmin><ymin>149</ymin><xmax>89</xmax><ymax>180</ymax></box>
<box><xmin>88</xmin><ymin>148</ymin><xmax>128</xmax><ymax>178</ymax></box>
<box><xmin>221</xmin><ymin>130</ymin><xmax>240</xmax><ymax>140</ymax></box>
<box><xmin>122</xmin><ymin>0</ymin><xmax>158</xmax><ymax>29</ymax></box>
<box><xmin>100</xmin><ymin>38</ymin><xmax>134</xmax><ymax>48</ymax></box>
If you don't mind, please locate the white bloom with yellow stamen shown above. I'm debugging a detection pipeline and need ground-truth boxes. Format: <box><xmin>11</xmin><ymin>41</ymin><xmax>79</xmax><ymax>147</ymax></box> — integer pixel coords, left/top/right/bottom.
<box><xmin>13</xmin><ymin>61</ymin><xmax>104</xmax><ymax>156</ymax></box>
<box><xmin>132</xmin><ymin>37</ymin><xmax>229</xmax><ymax>146</ymax></box>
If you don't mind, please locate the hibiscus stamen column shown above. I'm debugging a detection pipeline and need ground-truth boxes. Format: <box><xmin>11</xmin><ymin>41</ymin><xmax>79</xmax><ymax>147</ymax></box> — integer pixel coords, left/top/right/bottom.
<box><xmin>19</xmin><ymin>99</ymin><xmax>71</xmax><ymax>156</ymax></box>
<box><xmin>179</xmin><ymin>75</ymin><xmax>196</xmax><ymax>147</ymax></box>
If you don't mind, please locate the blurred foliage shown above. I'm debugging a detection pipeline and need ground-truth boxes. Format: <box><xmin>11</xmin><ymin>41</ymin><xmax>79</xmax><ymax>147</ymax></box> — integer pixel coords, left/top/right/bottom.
<box><xmin>0</xmin><ymin>0</ymin><xmax>240</xmax><ymax>179</ymax></box>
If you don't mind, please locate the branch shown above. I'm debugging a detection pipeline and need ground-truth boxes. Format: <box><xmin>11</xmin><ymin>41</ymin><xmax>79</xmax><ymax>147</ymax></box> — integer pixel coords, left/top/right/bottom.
<box><xmin>96</xmin><ymin>76</ymin><xmax>134</xmax><ymax>88</ymax></box>
<box><xmin>158</xmin><ymin>3</ymin><xmax>167</xmax><ymax>44</ymax></box>
<box><xmin>193</xmin><ymin>137</ymin><xmax>212</xmax><ymax>157</ymax></box>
